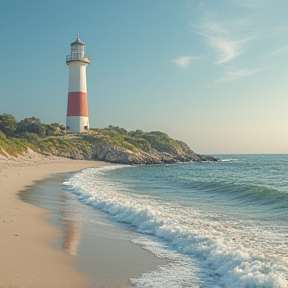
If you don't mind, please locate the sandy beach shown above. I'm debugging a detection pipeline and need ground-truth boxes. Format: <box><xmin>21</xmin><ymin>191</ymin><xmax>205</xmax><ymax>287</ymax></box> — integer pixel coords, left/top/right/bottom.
<box><xmin>0</xmin><ymin>151</ymin><xmax>167</xmax><ymax>288</ymax></box>
<box><xmin>0</xmin><ymin>151</ymin><xmax>108</xmax><ymax>288</ymax></box>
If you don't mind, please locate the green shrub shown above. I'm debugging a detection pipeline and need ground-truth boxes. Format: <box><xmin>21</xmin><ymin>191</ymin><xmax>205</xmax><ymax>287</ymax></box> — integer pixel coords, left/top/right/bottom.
<box><xmin>0</xmin><ymin>114</ymin><xmax>17</xmax><ymax>137</ymax></box>
<box><xmin>141</xmin><ymin>132</ymin><xmax>178</xmax><ymax>154</ymax></box>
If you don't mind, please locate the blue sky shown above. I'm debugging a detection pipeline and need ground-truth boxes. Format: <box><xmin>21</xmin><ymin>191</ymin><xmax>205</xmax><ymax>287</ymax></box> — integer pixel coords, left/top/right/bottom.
<box><xmin>0</xmin><ymin>0</ymin><xmax>287</xmax><ymax>154</ymax></box>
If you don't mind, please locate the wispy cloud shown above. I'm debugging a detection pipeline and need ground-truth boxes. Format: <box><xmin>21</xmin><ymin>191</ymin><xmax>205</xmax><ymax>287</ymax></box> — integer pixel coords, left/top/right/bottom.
<box><xmin>266</xmin><ymin>45</ymin><xmax>288</xmax><ymax>56</ymax></box>
<box><xmin>170</xmin><ymin>56</ymin><xmax>202</xmax><ymax>69</ymax></box>
<box><xmin>192</xmin><ymin>18</ymin><xmax>256</xmax><ymax>64</ymax></box>
<box><xmin>215</xmin><ymin>67</ymin><xmax>265</xmax><ymax>83</ymax></box>
<box><xmin>207</xmin><ymin>36</ymin><xmax>246</xmax><ymax>64</ymax></box>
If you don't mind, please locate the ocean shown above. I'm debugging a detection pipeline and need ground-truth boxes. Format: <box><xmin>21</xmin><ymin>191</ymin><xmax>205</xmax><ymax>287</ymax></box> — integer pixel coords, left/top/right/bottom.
<box><xmin>63</xmin><ymin>154</ymin><xmax>288</xmax><ymax>288</ymax></box>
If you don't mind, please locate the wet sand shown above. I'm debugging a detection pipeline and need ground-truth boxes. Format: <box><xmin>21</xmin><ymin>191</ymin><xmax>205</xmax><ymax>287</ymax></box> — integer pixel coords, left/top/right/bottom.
<box><xmin>20</xmin><ymin>174</ymin><xmax>166</xmax><ymax>287</ymax></box>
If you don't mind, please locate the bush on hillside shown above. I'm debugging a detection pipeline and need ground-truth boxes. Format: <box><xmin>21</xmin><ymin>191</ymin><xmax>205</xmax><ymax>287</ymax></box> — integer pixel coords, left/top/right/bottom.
<box><xmin>0</xmin><ymin>114</ymin><xmax>17</xmax><ymax>137</ymax></box>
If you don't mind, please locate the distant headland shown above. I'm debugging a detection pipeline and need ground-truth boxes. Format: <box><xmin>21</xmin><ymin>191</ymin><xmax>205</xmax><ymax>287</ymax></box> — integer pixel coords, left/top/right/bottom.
<box><xmin>0</xmin><ymin>114</ymin><xmax>217</xmax><ymax>164</ymax></box>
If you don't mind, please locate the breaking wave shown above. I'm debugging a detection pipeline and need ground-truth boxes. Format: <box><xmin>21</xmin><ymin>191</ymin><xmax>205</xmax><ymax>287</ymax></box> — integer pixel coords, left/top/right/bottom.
<box><xmin>63</xmin><ymin>164</ymin><xmax>288</xmax><ymax>288</ymax></box>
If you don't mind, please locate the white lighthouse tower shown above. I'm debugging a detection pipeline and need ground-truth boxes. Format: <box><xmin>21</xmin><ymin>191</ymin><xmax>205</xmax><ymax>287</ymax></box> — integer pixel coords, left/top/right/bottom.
<box><xmin>66</xmin><ymin>35</ymin><xmax>90</xmax><ymax>133</ymax></box>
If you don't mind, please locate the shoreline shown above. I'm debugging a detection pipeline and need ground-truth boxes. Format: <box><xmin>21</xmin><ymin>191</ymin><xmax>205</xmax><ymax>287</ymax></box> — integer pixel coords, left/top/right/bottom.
<box><xmin>0</xmin><ymin>153</ymin><xmax>109</xmax><ymax>288</ymax></box>
<box><xmin>20</xmin><ymin>173</ymin><xmax>167</xmax><ymax>287</ymax></box>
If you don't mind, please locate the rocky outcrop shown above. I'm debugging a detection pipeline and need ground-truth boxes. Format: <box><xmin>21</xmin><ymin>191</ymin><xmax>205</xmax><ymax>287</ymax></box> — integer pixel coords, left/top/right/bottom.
<box><xmin>91</xmin><ymin>142</ymin><xmax>217</xmax><ymax>165</ymax></box>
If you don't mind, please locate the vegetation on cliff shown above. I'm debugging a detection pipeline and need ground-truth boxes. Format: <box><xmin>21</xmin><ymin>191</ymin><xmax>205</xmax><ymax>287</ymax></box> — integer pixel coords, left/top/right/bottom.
<box><xmin>0</xmin><ymin>114</ymin><xmax>216</xmax><ymax>164</ymax></box>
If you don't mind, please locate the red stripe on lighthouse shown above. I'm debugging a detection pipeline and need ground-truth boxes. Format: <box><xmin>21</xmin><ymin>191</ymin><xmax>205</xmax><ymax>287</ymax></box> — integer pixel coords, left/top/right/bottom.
<box><xmin>67</xmin><ymin>92</ymin><xmax>89</xmax><ymax>117</ymax></box>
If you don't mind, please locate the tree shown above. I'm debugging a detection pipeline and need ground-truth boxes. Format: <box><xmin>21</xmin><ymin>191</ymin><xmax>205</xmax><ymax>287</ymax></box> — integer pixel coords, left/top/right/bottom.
<box><xmin>0</xmin><ymin>114</ymin><xmax>17</xmax><ymax>137</ymax></box>
<box><xmin>17</xmin><ymin>117</ymin><xmax>46</xmax><ymax>136</ymax></box>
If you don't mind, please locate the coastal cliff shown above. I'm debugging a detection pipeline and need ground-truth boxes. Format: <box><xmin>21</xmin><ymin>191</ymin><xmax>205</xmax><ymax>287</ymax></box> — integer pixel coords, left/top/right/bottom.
<box><xmin>0</xmin><ymin>115</ymin><xmax>217</xmax><ymax>164</ymax></box>
<box><xmin>52</xmin><ymin>127</ymin><xmax>217</xmax><ymax>164</ymax></box>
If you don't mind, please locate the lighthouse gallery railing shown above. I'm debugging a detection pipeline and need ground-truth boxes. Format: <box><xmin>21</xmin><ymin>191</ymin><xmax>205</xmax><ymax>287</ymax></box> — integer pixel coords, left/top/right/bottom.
<box><xmin>66</xmin><ymin>55</ymin><xmax>90</xmax><ymax>63</ymax></box>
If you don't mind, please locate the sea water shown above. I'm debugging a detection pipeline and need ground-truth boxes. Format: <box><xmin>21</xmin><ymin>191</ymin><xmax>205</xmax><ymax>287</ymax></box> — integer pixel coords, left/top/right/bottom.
<box><xmin>63</xmin><ymin>155</ymin><xmax>288</xmax><ymax>288</ymax></box>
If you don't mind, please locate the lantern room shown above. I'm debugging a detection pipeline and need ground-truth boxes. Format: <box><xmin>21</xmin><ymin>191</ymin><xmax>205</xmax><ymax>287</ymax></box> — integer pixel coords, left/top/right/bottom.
<box><xmin>66</xmin><ymin>35</ymin><xmax>90</xmax><ymax>64</ymax></box>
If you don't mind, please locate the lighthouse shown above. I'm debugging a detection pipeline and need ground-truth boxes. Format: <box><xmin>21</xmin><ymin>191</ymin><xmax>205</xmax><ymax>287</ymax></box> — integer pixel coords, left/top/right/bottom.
<box><xmin>66</xmin><ymin>35</ymin><xmax>90</xmax><ymax>133</ymax></box>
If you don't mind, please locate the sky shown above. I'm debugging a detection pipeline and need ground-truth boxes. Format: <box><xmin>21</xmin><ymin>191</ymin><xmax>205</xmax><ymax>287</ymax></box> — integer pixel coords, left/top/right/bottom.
<box><xmin>0</xmin><ymin>0</ymin><xmax>287</xmax><ymax>154</ymax></box>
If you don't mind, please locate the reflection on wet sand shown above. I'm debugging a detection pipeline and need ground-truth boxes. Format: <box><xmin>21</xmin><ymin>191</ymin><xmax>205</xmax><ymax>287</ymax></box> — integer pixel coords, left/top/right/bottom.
<box><xmin>18</xmin><ymin>175</ymin><xmax>82</xmax><ymax>256</ymax></box>
<box><xmin>59</xmin><ymin>192</ymin><xmax>82</xmax><ymax>256</ymax></box>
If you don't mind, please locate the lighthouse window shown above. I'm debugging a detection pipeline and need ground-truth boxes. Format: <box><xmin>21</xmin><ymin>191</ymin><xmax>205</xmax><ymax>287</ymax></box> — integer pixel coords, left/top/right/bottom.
<box><xmin>80</xmin><ymin>47</ymin><xmax>85</xmax><ymax>57</ymax></box>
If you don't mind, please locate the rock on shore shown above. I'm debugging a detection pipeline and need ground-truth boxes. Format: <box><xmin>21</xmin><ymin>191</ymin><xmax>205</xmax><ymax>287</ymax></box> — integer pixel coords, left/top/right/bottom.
<box><xmin>91</xmin><ymin>140</ymin><xmax>217</xmax><ymax>165</ymax></box>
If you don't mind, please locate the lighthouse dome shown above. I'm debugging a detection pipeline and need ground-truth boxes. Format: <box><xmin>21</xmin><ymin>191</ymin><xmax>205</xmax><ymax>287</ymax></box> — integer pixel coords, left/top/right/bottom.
<box><xmin>71</xmin><ymin>35</ymin><xmax>85</xmax><ymax>46</ymax></box>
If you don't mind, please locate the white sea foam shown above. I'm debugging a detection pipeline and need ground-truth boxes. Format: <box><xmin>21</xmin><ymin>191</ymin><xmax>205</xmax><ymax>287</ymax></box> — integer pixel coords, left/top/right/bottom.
<box><xmin>220</xmin><ymin>158</ymin><xmax>240</xmax><ymax>162</ymax></box>
<box><xmin>64</xmin><ymin>166</ymin><xmax>288</xmax><ymax>288</ymax></box>
<box><xmin>130</xmin><ymin>237</ymin><xmax>202</xmax><ymax>288</ymax></box>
